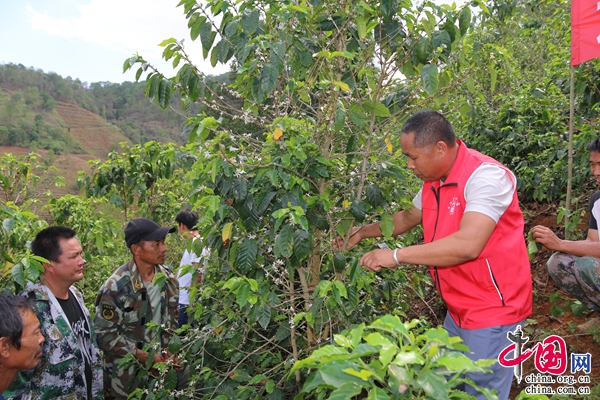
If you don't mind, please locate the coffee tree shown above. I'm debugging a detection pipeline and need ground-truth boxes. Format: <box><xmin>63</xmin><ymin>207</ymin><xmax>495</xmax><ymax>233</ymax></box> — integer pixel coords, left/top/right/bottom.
<box><xmin>124</xmin><ymin>0</ymin><xmax>486</xmax><ymax>398</ymax></box>
<box><xmin>77</xmin><ymin>140</ymin><xmax>195</xmax><ymax>223</ymax></box>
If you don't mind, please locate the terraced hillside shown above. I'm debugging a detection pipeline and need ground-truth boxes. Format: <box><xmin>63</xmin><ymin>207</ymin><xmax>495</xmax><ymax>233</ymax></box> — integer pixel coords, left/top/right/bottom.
<box><xmin>1</xmin><ymin>102</ymin><xmax>131</xmax><ymax>197</ymax></box>
<box><xmin>54</xmin><ymin>102</ymin><xmax>130</xmax><ymax>158</ymax></box>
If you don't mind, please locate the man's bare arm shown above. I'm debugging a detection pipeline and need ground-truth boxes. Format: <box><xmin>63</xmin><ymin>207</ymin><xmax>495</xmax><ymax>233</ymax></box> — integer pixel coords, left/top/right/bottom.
<box><xmin>360</xmin><ymin>211</ymin><xmax>496</xmax><ymax>271</ymax></box>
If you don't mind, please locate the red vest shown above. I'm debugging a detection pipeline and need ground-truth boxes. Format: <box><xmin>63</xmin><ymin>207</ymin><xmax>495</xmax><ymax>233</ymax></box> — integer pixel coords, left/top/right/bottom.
<box><xmin>421</xmin><ymin>140</ymin><xmax>532</xmax><ymax>329</ymax></box>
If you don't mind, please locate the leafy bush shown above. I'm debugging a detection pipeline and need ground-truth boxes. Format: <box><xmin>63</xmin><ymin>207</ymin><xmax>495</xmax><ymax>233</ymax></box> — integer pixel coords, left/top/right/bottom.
<box><xmin>291</xmin><ymin>315</ymin><xmax>498</xmax><ymax>400</ymax></box>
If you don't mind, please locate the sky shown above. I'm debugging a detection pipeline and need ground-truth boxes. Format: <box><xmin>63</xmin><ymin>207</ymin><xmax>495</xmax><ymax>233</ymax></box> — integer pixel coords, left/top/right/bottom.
<box><xmin>0</xmin><ymin>0</ymin><xmax>464</xmax><ymax>85</ymax></box>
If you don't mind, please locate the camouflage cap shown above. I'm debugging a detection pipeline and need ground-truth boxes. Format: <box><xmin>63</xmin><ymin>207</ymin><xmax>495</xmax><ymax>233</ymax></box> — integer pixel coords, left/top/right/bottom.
<box><xmin>124</xmin><ymin>218</ymin><xmax>175</xmax><ymax>248</ymax></box>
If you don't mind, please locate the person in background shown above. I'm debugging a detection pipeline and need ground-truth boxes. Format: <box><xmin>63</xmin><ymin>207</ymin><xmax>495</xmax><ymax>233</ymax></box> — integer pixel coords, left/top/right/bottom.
<box><xmin>532</xmin><ymin>137</ymin><xmax>600</xmax><ymax>330</ymax></box>
<box><xmin>94</xmin><ymin>218</ymin><xmax>183</xmax><ymax>399</ymax></box>
<box><xmin>4</xmin><ymin>226</ymin><xmax>103</xmax><ymax>400</ymax></box>
<box><xmin>0</xmin><ymin>294</ymin><xmax>45</xmax><ymax>400</ymax></box>
<box><xmin>334</xmin><ymin>110</ymin><xmax>532</xmax><ymax>400</ymax></box>
<box><xmin>175</xmin><ymin>209</ymin><xmax>208</xmax><ymax>327</ymax></box>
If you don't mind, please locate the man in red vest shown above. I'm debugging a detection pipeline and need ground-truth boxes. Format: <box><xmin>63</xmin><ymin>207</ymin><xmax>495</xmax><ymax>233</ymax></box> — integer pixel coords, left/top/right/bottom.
<box><xmin>335</xmin><ymin>110</ymin><xmax>532</xmax><ymax>399</ymax></box>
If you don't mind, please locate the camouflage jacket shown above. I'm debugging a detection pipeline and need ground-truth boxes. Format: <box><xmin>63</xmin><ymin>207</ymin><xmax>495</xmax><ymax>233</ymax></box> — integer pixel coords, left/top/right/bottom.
<box><xmin>5</xmin><ymin>283</ymin><xmax>103</xmax><ymax>400</ymax></box>
<box><xmin>94</xmin><ymin>259</ymin><xmax>179</xmax><ymax>399</ymax></box>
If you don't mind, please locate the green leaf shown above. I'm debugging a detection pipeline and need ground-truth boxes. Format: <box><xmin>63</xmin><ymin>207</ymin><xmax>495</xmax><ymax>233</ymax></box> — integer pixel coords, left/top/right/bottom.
<box><xmin>393</xmin><ymin>350</ymin><xmax>425</xmax><ymax>366</ymax></box>
<box><xmin>215</xmin><ymin>39</ymin><xmax>232</xmax><ymax>63</ymax></box>
<box><xmin>275</xmin><ymin>224</ymin><xmax>294</xmax><ymax>258</ymax></box>
<box><xmin>2</xmin><ymin>218</ymin><xmax>14</xmax><ymax>234</ymax></box>
<box><xmin>432</xmin><ymin>30</ymin><xmax>451</xmax><ymax>58</ymax></box>
<box><xmin>333</xmin><ymin>253</ymin><xmax>346</xmax><ymax>272</ymax></box>
<box><xmin>315</xmin><ymin>361</ymin><xmax>366</xmax><ymax>388</ymax></box>
<box><xmin>356</xmin><ymin>16</ymin><xmax>367</xmax><ymax>39</ymax></box>
<box><xmin>348</xmin><ymin>105</ymin><xmax>367</xmax><ymax>129</ymax></box>
<box><xmin>164</xmin><ymin>368</ymin><xmax>178</xmax><ymax>391</ymax></box>
<box><xmin>363</xmin><ymin>100</ymin><xmax>391</xmax><ymax>117</ymax></box>
<box><xmin>241</xmin><ymin>9</ymin><xmax>259</xmax><ymax>34</ymax></box>
<box><xmin>158</xmin><ymin>38</ymin><xmax>177</xmax><ymax>47</ymax></box>
<box><xmin>380</xmin><ymin>0</ymin><xmax>399</xmax><ymax>21</ymax></box>
<box><xmin>257</xmin><ymin>301</ymin><xmax>271</xmax><ymax>329</ymax></box>
<box><xmin>442</xmin><ymin>19</ymin><xmax>456</xmax><ymax>43</ymax></box>
<box><xmin>157</xmin><ymin>79</ymin><xmax>172</xmax><ymax>109</ymax></box>
<box><xmin>237</xmin><ymin>281</ymin><xmax>251</xmax><ymax>307</ymax></box>
<box><xmin>414</xmin><ymin>37</ymin><xmax>431</xmax><ymax>64</ymax></box>
<box><xmin>421</xmin><ymin>63</ymin><xmax>439</xmax><ymax>97</ymax></box>
<box><xmin>350</xmin><ymin>201</ymin><xmax>366</xmax><ymax>222</ymax></box>
<box><xmin>415</xmin><ymin>369</ymin><xmax>451</xmax><ymax>398</ymax></box>
<box><xmin>233</xmin><ymin>177</ymin><xmax>248</xmax><ymax>201</ymax></box>
<box><xmin>224</xmin><ymin>19</ymin><xmax>239</xmax><ymax>38</ymax></box>
<box><xmin>334</xmin><ymin>81</ymin><xmax>351</xmax><ymax>92</ymax></box>
<box><xmin>333</xmin><ymin>281</ymin><xmax>347</xmax><ymax>298</ymax></box>
<box><xmin>367</xmin><ymin>387</ymin><xmax>391</xmax><ymax>400</ymax></box>
<box><xmin>341</xmin><ymin>368</ymin><xmax>373</xmax><ymax>381</ymax></box>
<box><xmin>459</xmin><ymin>7</ymin><xmax>471</xmax><ymax>37</ymax></box>
<box><xmin>526</xmin><ymin>237</ymin><xmax>542</xmax><ymax>261</ymax></box>
<box><xmin>380</xmin><ymin>213</ymin><xmax>394</xmax><ymax>239</ymax></box>
<box><xmin>328</xmin><ymin>381</ymin><xmax>364</xmax><ymax>399</ymax></box>
<box><xmin>459</xmin><ymin>103</ymin><xmax>471</xmax><ymax>119</ymax></box>
<box><xmin>236</xmin><ymin>239</ymin><xmax>258</xmax><ymax>274</ymax></box>
<box><xmin>200</xmin><ymin>23</ymin><xmax>217</xmax><ymax>57</ymax></box>
<box><xmin>146</xmin><ymin>74</ymin><xmax>159</xmax><ymax>98</ymax></box>
<box><xmin>334</xmin><ymin>102</ymin><xmax>346</xmax><ymax>131</ymax></box>
<box><xmin>190</xmin><ymin>15</ymin><xmax>207</xmax><ymax>41</ymax></box>
<box><xmin>12</xmin><ymin>263</ymin><xmax>25</xmax><ymax>287</ymax></box>
<box><xmin>366</xmin><ymin>184</ymin><xmax>383</xmax><ymax>208</ymax></box>
<box><xmin>293</xmin><ymin>229</ymin><xmax>311</xmax><ymax>261</ymax></box>
<box><xmin>260</xmin><ymin>63</ymin><xmax>279</xmax><ymax>95</ymax></box>
<box><xmin>434</xmin><ymin>351</ymin><xmax>484</xmax><ymax>372</ymax></box>
<box><xmin>168</xmin><ymin>334</ymin><xmax>182</xmax><ymax>354</ymax></box>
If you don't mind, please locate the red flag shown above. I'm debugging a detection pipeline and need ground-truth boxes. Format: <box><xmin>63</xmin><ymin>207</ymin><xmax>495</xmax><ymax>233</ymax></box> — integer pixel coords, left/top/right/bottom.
<box><xmin>571</xmin><ymin>0</ymin><xmax>600</xmax><ymax>65</ymax></box>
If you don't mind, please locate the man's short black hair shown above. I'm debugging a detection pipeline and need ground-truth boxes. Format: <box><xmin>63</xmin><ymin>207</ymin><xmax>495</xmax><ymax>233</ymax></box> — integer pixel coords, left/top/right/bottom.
<box><xmin>401</xmin><ymin>110</ymin><xmax>456</xmax><ymax>149</ymax></box>
<box><xmin>587</xmin><ymin>137</ymin><xmax>600</xmax><ymax>153</ymax></box>
<box><xmin>0</xmin><ymin>294</ymin><xmax>35</xmax><ymax>350</ymax></box>
<box><xmin>175</xmin><ymin>209</ymin><xmax>199</xmax><ymax>230</ymax></box>
<box><xmin>31</xmin><ymin>226</ymin><xmax>77</xmax><ymax>262</ymax></box>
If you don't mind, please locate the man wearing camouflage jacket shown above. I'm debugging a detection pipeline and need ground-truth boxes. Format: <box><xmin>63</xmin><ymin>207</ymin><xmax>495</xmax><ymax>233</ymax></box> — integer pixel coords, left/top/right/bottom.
<box><xmin>5</xmin><ymin>226</ymin><xmax>103</xmax><ymax>400</ymax></box>
<box><xmin>94</xmin><ymin>218</ymin><xmax>180</xmax><ymax>399</ymax></box>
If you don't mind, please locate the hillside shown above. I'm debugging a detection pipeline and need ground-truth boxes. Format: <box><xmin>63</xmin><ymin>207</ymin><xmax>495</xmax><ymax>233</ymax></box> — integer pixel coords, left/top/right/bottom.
<box><xmin>0</xmin><ymin>101</ymin><xmax>131</xmax><ymax>196</ymax></box>
<box><xmin>0</xmin><ymin>63</ymin><xmax>233</xmax><ymax>148</ymax></box>
<box><xmin>54</xmin><ymin>102</ymin><xmax>130</xmax><ymax>158</ymax></box>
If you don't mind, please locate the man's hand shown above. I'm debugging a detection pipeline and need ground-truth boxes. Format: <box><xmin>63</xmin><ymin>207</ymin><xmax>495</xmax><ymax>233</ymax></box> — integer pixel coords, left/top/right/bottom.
<box><xmin>359</xmin><ymin>249</ymin><xmax>396</xmax><ymax>272</ymax></box>
<box><xmin>332</xmin><ymin>226</ymin><xmax>363</xmax><ymax>251</ymax></box>
<box><xmin>135</xmin><ymin>348</ymin><xmax>165</xmax><ymax>365</ymax></box>
<box><xmin>531</xmin><ymin>225</ymin><xmax>562</xmax><ymax>251</ymax></box>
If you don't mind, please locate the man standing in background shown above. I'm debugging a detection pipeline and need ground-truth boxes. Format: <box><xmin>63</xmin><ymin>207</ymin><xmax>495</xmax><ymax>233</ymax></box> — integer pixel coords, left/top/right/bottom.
<box><xmin>175</xmin><ymin>209</ymin><xmax>208</xmax><ymax>327</ymax></box>
<box><xmin>94</xmin><ymin>217</ymin><xmax>184</xmax><ymax>399</ymax></box>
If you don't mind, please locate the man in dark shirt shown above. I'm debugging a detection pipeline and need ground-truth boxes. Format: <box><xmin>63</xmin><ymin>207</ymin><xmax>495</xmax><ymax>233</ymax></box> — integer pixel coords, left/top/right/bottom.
<box><xmin>4</xmin><ymin>226</ymin><xmax>103</xmax><ymax>399</ymax></box>
<box><xmin>532</xmin><ymin>137</ymin><xmax>600</xmax><ymax>327</ymax></box>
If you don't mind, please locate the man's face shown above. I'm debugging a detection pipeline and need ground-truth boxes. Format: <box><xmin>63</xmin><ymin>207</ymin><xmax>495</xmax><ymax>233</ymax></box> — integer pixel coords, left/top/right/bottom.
<box><xmin>50</xmin><ymin>237</ymin><xmax>85</xmax><ymax>285</ymax></box>
<box><xmin>401</xmin><ymin>132</ymin><xmax>445</xmax><ymax>181</ymax></box>
<box><xmin>133</xmin><ymin>239</ymin><xmax>167</xmax><ymax>266</ymax></box>
<box><xmin>9</xmin><ymin>310</ymin><xmax>45</xmax><ymax>371</ymax></box>
<box><xmin>590</xmin><ymin>151</ymin><xmax>600</xmax><ymax>186</ymax></box>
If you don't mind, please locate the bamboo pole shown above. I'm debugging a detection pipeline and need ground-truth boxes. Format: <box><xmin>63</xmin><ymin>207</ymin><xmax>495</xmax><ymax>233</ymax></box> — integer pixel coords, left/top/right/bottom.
<box><xmin>566</xmin><ymin>64</ymin><xmax>575</xmax><ymax>239</ymax></box>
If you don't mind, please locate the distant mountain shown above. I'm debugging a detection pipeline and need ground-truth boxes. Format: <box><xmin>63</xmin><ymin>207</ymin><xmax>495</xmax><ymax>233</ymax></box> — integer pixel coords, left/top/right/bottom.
<box><xmin>0</xmin><ymin>62</ymin><xmax>244</xmax><ymax>195</ymax></box>
<box><xmin>0</xmin><ymin>62</ymin><xmax>213</xmax><ymax>151</ymax></box>
<box><xmin>0</xmin><ymin>62</ymin><xmax>196</xmax><ymax>195</ymax></box>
